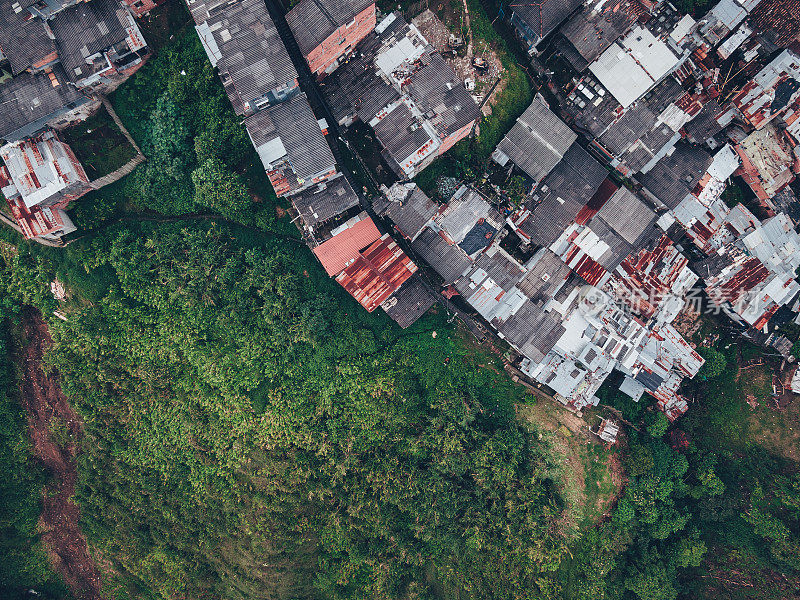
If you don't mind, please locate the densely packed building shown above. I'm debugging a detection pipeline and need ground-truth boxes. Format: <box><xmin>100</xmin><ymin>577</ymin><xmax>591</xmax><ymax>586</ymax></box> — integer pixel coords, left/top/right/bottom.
<box><xmin>320</xmin><ymin>12</ymin><xmax>482</xmax><ymax>178</ymax></box>
<box><xmin>0</xmin><ymin>0</ymin><xmax>150</xmax><ymax>240</ymax></box>
<box><xmin>185</xmin><ymin>0</ymin><xmax>439</xmax><ymax>329</ymax></box>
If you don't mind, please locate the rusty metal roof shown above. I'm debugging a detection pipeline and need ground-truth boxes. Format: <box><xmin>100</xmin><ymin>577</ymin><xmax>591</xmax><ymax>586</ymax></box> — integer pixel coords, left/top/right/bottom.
<box><xmin>335</xmin><ymin>233</ymin><xmax>417</xmax><ymax>312</ymax></box>
<box><xmin>312</xmin><ymin>214</ymin><xmax>381</xmax><ymax>276</ymax></box>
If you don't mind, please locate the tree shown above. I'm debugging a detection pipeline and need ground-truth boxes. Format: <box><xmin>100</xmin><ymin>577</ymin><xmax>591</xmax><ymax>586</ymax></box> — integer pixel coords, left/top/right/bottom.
<box><xmin>646</xmin><ymin>412</ymin><xmax>669</xmax><ymax>438</ymax></box>
<box><xmin>191</xmin><ymin>157</ymin><xmax>252</xmax><ymax>221</ymax></box>
<box><xmin>129</xmin><ymin>92</ymin><xmax>196</xmax><ymax>214</ymax></box>
<box><xmin>698</xmin><ymin>347</ymin><xmax>726</xmax><ymax>380</ymax></box>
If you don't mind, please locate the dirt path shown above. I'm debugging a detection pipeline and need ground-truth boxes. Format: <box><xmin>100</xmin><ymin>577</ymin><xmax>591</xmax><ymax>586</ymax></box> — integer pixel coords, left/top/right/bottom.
<box><xmin>16</xmin><ymin>307</ymin><xmax>105</xmax><ymax>600</ymax></box>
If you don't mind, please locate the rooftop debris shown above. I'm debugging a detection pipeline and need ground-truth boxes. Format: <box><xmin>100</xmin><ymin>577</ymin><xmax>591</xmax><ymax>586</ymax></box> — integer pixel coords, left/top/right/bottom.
<box><xmin>321</xmin><ymin>12</ymin><xmax>481</xmax><ymax>178</ymax></box>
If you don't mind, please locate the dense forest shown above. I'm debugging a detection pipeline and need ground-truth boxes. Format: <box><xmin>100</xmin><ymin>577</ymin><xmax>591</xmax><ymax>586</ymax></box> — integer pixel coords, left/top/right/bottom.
<box><xmin>1</xmin><ymin>2</ymin><xmax>799</xmax><ymax>600</ymax></box>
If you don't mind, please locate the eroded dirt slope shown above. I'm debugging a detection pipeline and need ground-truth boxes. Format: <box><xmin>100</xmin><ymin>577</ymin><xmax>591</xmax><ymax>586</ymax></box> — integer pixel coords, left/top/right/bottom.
<box><xmin>16</xmin><ymin>306</ymin><xmax>104</xmax><ymax>600</ymax></box>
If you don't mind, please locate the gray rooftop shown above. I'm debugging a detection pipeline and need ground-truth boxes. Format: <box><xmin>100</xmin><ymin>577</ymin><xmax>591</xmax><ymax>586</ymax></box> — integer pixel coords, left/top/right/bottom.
<box><xmin>286</xmin><ymin>0</ymin><xmax>373</xmax><ymax>56</ymax></box>
<box><xmin>517</xmin><ymin>248</ymin><xmax>571</xmax><ymax>303</ymax></box>
<box><xmin>513</xmin><ymin>0</ymin><xmax>584</xmax><ymax>46</ymax></box>
<box><xmin>0</xmin><ymin>2</ymin><xmax>56</xmax><ymax>75</ymax></box>
<box><xmin>493</xmin><ymin>95</ymin><xmax>576</xmax><ymax>182</ymax></box>
<box><xmin>198</xmin><ymin>0</ymin><xmax>297</xmax><ymax>114</ymax></box>
<box><xmin>598</xmin><ymin>77</ymin><xmax>684</xmax><ymax>171</ymax></box>
<box><xmin>49</xmin><ymin>0</ymin><xmax>140</xmax><ymax>83</ymax></box>
<box><xmin>411</xmin><ymin>226</ymin><xmax>472</xmax><ymax>283</ymax></box>
<box><xmin>519</xmin><ymin>143</ymin><xmax>609</xmax><ymax>247</ymax></box>
<box><xmin>406</xmin><ymin>52</ymin><xmax>481</xmax><ymax>137</ymax></box>
<box><xmin>0</xmin><ymin>65</ymin><xmax>86</xmax><ymax>141</ymax></box>
<box><xmin>498</xmin><ymin>300</ymin><xmax>565</xmax><ymax>363</ymax></box>
<box><xmin>580</xmin><ymin>187</ymin><xmax>660</xmax><ymax>271</ymax></box>
<box><xmin>245</xmin><ymin>92</ymin><xmax>335</xmax><ymax>181</ymax></box>
<box><xmin>453</xmin><ymin>250</ymin><xmax>526</xmax><ymax>298</ymax></box>
<box><xmin>382</xmin><ymin>186</ymin><xmax>439</xmax><ymax>241</ymax></box>
<box><xmin>291</xmin><ymin>175</ymin><xmax>360</xmax><ymax>228</ymax></box>
<box><xmin>320</xmin><ymin>13</ymin><xmax>479</xmax><ymax>151</ymax></box>
<box><xmin>373</xmin><ymin>102</ymin><xmax>434</xmax><ymax>173</ymax></box>
<box><xmin>382</xmin><ymin>275</ymin><xmax>437</xmax><ymax>328</ymax></box>
<box><xmin>593</xmin><ymin>187</ymin><xmax>658</xmax><ymax>247</ymax></box>
<box><xmin>321</xmin><ymin>41</ymin><xmax>400</xmax><ymax>123</ymax></box>
<box><xmin>638</xmin><ymin>143</ymin><xmax>713</xmax><ymax>210</ymax></box>
<box><xmin>558</xmin><ymin>0</ymin><xmax>639</xmax><ymax>71</ymax></box>
<box><xmin>684</xmin><ymin>99</ymin><xmax>724</xmax><ymax>144</ymax></box>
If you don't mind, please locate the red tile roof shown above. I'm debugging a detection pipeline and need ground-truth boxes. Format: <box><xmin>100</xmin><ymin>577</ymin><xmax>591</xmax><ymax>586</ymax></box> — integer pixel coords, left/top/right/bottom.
<box><xmin>335</xmin><ymin>234</ymin><xmax>417</xmax><ymax>312</ymax></box>
<box><xmin>312</xmin><ymin>216</ymin><xmax>381</xmax><ymax>276</ymax></box>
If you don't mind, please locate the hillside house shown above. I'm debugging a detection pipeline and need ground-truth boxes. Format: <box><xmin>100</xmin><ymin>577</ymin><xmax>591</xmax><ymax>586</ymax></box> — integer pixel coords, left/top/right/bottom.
<box><xmin>286</xmin><ymin>0</ymin><xmax>376</xmax><ymax>78</ymax></box>
<box><xmin>244</xmin><ymin>93</ymin><xmax>336</xmax><ymax>197</ymax></box>
<box><xmin>0</xmin><ymin>130</ymin><xmax>88</xmax><ymax>240</ymax></box>
<box><xmin>508</xmin><ymin>0</ymin><xmax>583</xmax><ymax>54</ymax></box>
<box><xmin>491</xmin><ymin>95</ymin><xmax>576</xmax><ymax>187</ymax></box>
<box><xmin>191</xmin><ymin>0</ymin><xmax>299</xmax><ymax>115</ymax></box>
<box><xmin>311</xmin><ymin>210</ymin><xmax>433</xmax><ymax>326</ymax></box>
<box><xmin>322</xmin><ymin>13</ymin><xmax>481</xmax><ymax>178</ymax></box>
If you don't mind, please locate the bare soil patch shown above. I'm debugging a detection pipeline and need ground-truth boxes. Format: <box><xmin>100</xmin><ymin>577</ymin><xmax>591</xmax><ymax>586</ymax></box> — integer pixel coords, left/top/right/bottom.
<box><xmin>412</xmin><ymin>9</ymin><xmax>506</xmax><ymax>115</ymax></box>
<box><xmin>15</xmin><ymin>307</ymin><xmax>105</xmax><ymax>600</ymax></box>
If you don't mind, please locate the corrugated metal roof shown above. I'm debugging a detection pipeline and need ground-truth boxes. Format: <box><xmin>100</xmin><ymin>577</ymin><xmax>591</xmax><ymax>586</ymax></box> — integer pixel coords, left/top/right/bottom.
<box><xmin>639</xmin><ymin>143</ymin><xmax>713</xmax><ymax>210</ymax></box>
<box><xmin>381</xmin><ymin>275</ymin><xmax>437</xmax><ymax>328</ymax></box>
<box><xmin>286</xmin><ymin>0</ymin><xmax>373</xmax><ymax>55</ymax></box>
<box><xmin>558</xmin><ymin>0</ymin><xmax>639</xmax><ymax>68</ymax></box>
<box><xmin>291</xmin><ymin>175</ymin><xmax>360</xmax><ymax>228</ymax></box>
<box><xmin>50</xmin><ymin>0</ymin><xmax>145</xmax><ymax>83</ymax></box>
<box><xmin>0</xmin><ymin>1</ymin><xmax>56</xmax><ymax>75</ymax></box>
<box><xmin>195</xmin><ymin>0</ymin><xmax>297</xmax><ymax>113</ymax></box>
<box><xmin>335</xmin><ymin>233</ymin><xmax>417</xmax><ymax>311</ymax></box>
<box><xmin>0</xmin><ymin>65</ymin><xmax>86</xmax><ymax>141</ymax></box>
<box><xmin>411</xmin><ymin>226</ymin><xmax>472</xmax><ymax>283</ymax></box>
<box><xmin>312</xmin><ymin>214</ymin><xmax>381</xmax><ymax>275</ymax></box>
<box><xmin>492</xmin><ymin>95</ymin><xmax>576</xmax><ymax>182</ymax></box>
<box><xmin>381</xmin><ymin>184</ymin><xmax>438</xmax><ymax>241</ymax></box>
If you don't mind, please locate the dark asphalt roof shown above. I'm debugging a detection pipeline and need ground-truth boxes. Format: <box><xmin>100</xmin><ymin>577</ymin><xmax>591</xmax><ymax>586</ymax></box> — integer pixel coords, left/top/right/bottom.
<box><xmin>638</xmin><ymin>143</ymin><xmax>713</xmax><ymax>210</ymax></box>
<box><xmin>0</xmin><ymin>3</ymin><xmax>56</xmax><ymax>75</ymax></box>
<box><xmin>286</xmin><ymin>0</ymin><xmax>373</xmax><ymax>55</ymax></box>
<box><xmin>320</xmin><ymin>31</ymin><xmax>400</xmax><ymax>123</ymax></box>
<box><xmin>291</xmin><ymin>175</ymin><xmax>359</xmax><ymax>227</ymax></box>
<box><xmin>0</xmin><ymin>64</ymin><xmax>85</xmax><ymax>140</ymax></box>
<box><xmin>599</xmin><ymin>78</ymin><xmax>683</xmax><ymax>155</ymax></box>
<box><xmin>494</xmin><ymin>95</ymin><xmax>576</xmax><ymax>182</ymax></box>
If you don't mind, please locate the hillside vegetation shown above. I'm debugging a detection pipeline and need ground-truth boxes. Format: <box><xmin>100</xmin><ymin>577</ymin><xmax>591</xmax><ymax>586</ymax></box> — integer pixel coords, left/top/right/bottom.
<box><xmin>0</xmin><ymin>3</ymin><xmax>799</xmax><ymax>600</ymax></box>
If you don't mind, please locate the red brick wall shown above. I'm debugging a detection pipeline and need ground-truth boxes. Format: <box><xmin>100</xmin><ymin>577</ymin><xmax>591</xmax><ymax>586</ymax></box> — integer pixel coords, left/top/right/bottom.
<box><xmin>438</xmin><ymin>120</ymin><xmax>476</xmax><ymax>155</ymax></box>
<box><xmin>306</xmin><ymin>4</ymin><xmax>376</xmax><ymax>78</ymax></box>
